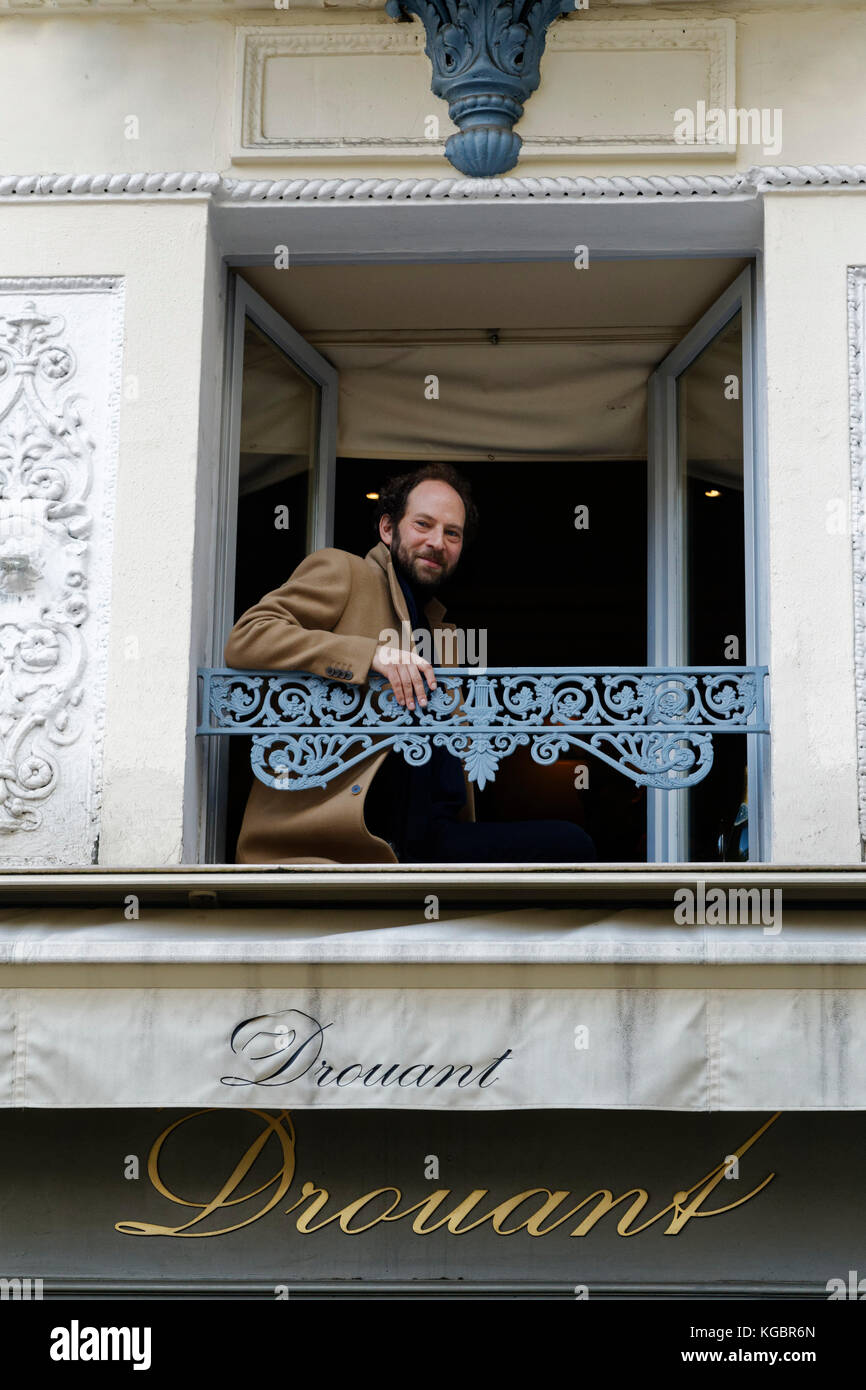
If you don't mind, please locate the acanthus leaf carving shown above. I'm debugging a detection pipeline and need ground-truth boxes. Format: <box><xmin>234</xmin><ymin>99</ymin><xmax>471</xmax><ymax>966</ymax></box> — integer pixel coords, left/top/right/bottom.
<box><xmin>0</xmin><ymin>300</ymin><xmax>93</xmax><ymax>833</ymax></box>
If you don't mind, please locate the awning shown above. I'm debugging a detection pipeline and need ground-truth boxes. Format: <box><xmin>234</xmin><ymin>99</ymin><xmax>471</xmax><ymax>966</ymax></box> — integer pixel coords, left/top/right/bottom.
<box><xmin>3</xmin><ymin>903</ymin><xmax>866</xmax><ymax>1111</ymax></box>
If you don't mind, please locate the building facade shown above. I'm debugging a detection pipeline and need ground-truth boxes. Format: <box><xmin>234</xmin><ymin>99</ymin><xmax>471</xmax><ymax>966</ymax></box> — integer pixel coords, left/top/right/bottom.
<box><xmin>1</xmin><ymin>0</ymin><xmax>866</xmax><ymax>1298</ymax></box>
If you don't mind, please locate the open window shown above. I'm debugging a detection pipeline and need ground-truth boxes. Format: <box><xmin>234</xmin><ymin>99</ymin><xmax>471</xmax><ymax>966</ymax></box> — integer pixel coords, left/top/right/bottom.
<box><xmin>205</xmin><ymin>258</ymin><xmax>764</xmax><ymax>865</ymax></box>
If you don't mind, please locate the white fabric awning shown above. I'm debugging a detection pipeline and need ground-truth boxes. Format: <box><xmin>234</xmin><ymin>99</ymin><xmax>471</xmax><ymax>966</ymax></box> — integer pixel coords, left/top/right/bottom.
<box><xmin>3</xmin><ymin>905</ymin><xmax>866</xmax><ymax>1111</ymax></box>
<box><xmin>4</xmin><ymin>980</ymin><xmax>866</xmax><ymax>1112</ymax></box>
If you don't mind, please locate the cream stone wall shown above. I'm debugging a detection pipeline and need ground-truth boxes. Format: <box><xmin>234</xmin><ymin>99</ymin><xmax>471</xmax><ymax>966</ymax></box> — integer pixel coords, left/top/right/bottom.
<box><xmin>0</xmin><ymin>5</ymin><xmax>864</xmax><ymax>180</ymax></box>
<box><xmin>762</xmin><ymin>192</ymin><xmax>865</xmax><ymax>863</ymax></box>
<box><xmin>0</xmin><ymin>1</ymin><xmax>863</xmax><ymax>866</ymax></box>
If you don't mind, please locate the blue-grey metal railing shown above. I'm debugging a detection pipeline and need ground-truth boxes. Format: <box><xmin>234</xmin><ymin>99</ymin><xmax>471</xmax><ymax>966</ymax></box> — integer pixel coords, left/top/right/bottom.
<box><xmin>197</xmin><ymin>666</ymin><xmax>768</xmax><ymax>792</ymax></box>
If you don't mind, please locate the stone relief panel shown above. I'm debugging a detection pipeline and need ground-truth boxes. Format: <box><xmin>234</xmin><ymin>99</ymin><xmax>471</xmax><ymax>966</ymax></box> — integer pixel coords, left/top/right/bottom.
<box><xmin>0</xmin><ymin>278</ymin><xmax>122</xmax><ymax>864</ymax></box>
<box><xmin>850</xmin><ymin>268</ymin><xmax>866</xmax><ymax>854</ymax></box>
<box><xmin>234</xmin><ymin>17</ymin><xmax>735</xmax><ymax>164</ymax></box>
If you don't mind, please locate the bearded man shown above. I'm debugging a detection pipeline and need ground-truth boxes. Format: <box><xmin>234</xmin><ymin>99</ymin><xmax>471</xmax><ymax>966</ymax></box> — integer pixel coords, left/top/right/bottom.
<box><xmin>224</xmin><ymin>462</ymin><xmax>596</xmax><ymax>865</ymax></box>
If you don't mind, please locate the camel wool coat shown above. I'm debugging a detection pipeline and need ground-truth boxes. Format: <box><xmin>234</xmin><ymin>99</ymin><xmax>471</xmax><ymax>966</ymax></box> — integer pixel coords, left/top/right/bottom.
<box><xmin>224</xmin><ymin>540</ymin><xmax>474</xmax><ymax>864</ymax></box>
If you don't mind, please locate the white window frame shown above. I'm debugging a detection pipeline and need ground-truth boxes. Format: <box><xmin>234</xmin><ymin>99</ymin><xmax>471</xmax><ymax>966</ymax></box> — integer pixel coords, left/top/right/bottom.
<box><xmin>647</xmin><ymin>264</ymin><xmax>768</xmax><ymax>863</ymax></box>
<box><xmin>204</xmin><ymin>273</ymin><xmax>338</xmax><ymax>863</ymax></box>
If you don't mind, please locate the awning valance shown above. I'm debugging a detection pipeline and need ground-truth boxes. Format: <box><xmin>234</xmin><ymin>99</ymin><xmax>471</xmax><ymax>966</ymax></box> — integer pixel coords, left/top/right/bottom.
<box><xmin>3</xmin><ymin>905</ymin><xmax>866</xmax><ymax>1111</ymax></box>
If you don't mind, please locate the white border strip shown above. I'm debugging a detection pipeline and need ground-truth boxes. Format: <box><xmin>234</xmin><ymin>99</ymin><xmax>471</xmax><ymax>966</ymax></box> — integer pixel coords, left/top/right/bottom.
<box><xmin>4</xmin><ymin>913</ymin><xmax>866</xmax><ymax>965</ymax></box>
<box><xmin>5</xmin><ymin>939</ymin><xmax>866</xmax><ymax>965</ymax></box>
<box><xmin>0</xmin><ymin>166</ymin><xmax>865</xmax><ymax>203</ymax></box>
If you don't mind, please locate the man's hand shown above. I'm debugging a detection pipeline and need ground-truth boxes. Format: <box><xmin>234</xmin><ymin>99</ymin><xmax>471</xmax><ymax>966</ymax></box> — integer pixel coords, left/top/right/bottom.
<box><xmin>371</xmin><ymin>646</ymin><xmax>437</xmax><ymax>712</ymax></box>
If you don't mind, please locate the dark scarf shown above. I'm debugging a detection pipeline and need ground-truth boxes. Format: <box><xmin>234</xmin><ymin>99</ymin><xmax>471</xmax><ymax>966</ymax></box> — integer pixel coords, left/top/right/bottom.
<box><xmin>362</xmin><ymin>569</ymin><xmax>466</xmax><ymax>859</ymax></box>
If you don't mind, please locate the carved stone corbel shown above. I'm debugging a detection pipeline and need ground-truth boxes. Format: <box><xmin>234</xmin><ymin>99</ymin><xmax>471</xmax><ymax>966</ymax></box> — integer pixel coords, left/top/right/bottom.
<box><xmin>386</xmin><ymin>0</ymin><xmax>577</xmax><ymax>176</ymax></box>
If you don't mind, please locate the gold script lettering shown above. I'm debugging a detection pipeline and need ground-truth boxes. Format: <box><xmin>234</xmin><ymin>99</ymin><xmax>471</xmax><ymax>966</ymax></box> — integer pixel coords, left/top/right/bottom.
<box><xmin>663</xmin><ymin>1112</ymin><xmax>779</xmax><ymax>1234</ymax></box>
<box><xmin>287</xmin><ymin>1181</ymin><xmax>335</xmax><ymax>1232</ymax></box>
<box><xmin>618</xmin><ymin>1111</ymin><xmax>780</xmax><ymax>1236</ymax></box>
<box><xmin>115</xmin><ymin>1109</ymin><xmax>296</xmax><ymax>1238</ymax></box>
<box><xmin>116</xmin><ymin>1109</ymin><xmax>780</xmax><ymax>1241</ymax></box>
<box><xmin>288</xmin><ymin>1185</ymin><xmax>407</xmax><ymax>1234</ymax></box>
<box><xmin>290</xmin><ymin>1186</ymin><xmax>495</xmax><ymax>1235</ymax></box>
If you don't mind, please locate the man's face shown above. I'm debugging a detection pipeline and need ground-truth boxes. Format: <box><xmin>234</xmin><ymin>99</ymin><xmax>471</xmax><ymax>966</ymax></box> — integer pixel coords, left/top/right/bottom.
<box><xmin>380</xmin><ymin>480</ymin><xmax>465</xmax><ymax>591</ymax></box>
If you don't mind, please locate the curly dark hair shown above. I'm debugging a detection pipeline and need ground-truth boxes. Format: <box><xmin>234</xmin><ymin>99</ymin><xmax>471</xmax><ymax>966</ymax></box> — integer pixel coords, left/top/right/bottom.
<box><xmin>374</xmin><ymin>463</ymin><xmax>479</xmax><ymax>546</ymax></box>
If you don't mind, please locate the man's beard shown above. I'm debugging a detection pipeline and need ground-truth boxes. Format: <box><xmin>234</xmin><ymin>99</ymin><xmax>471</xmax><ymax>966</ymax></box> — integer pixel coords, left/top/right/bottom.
<box><xmin>389</xmin><ymin>533</ymin><xmax>454</xmax><ymax>592</ymax></box>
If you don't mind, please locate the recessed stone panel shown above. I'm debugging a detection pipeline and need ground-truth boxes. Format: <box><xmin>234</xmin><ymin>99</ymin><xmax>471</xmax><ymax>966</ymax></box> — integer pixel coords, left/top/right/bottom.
<box><xmin>235</xmin><ymin>17</ymin><xmax>736</xmax><ymax>162</ymax></box>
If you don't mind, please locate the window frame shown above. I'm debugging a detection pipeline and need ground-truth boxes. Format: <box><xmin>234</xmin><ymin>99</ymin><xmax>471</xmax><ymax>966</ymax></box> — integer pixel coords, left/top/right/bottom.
<box><xmin>200</xmin><ymin>232</ymin><xmax>768</xmax><ymax>866</ymax></box>
<box><xmin>203</xmin><ymin>273</ymin><xmax>338</xmax><ymax>864</ymax></box>
<box><xmin>647</xmin><ymin>264</ymin><xmax>767</xmax><ymax>862</ymax></box>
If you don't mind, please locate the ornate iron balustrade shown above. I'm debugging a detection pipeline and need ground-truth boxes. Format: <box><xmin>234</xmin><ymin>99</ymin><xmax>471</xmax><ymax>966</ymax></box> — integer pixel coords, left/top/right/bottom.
<box><xmin>198</xmin><ymin>666</ymin><xmax>768</xmax><ymax>793</ymax></box>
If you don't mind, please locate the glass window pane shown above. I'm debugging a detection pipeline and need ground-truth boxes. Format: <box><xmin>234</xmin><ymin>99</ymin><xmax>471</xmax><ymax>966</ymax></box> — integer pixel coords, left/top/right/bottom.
<box><xmin>233</xmin><ymin>318</ymin><xmax>319</xmax><ymax>619</ymax></box>
<box><xmin>227</xmin><ymin>318</ymin><xmax>320</xmax><ymax>860</ymax></box>
<box><xmin>677</xmin><ymin>312</ymin><xmax>748</xmax><ymax>859</ymax></box>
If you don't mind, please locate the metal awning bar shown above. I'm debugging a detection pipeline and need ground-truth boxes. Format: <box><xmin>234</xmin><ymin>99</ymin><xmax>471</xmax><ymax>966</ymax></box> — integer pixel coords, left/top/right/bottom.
<box><xmin>197</xmin><ymin>665</ymin><xmax>769</xmax><ymax>791</ymax></box>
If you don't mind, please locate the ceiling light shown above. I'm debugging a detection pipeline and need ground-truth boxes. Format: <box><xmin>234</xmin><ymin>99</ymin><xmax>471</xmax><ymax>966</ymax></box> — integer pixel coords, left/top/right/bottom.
<box><xmin>705</xmin><ymin>489</ymin><xmax>721</xmax><ymax>498</ymax></box>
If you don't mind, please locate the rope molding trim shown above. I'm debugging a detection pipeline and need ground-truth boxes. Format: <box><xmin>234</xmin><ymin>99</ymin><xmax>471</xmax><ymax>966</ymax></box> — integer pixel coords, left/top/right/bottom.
<box><xmin>1</xmin><ymin>166</ymin><xmax>866</xmax><ymax>203</ymax></box>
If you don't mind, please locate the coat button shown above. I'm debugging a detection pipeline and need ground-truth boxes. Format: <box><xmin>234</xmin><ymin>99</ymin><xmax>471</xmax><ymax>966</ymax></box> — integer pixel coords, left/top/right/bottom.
<box><xmin>351</xmin><ymin>784</ymin><xmax>362</xmax><ymax>794</ymax></box>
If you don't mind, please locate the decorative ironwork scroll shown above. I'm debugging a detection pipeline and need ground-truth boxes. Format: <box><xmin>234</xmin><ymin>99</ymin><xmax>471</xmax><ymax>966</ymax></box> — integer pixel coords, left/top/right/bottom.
<box><xmin>199</xmin><ymin>666</ymin><xmax>768</xmax><ymax>792</ymax></box>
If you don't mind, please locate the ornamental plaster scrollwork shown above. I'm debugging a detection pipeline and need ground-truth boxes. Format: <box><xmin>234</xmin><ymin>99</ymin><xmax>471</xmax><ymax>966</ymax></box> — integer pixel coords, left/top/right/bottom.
<box><xmin>0</xmin><ymin>303</ymin><xmax>91</xmax><ymax>833</ymax></box>
<box><xmin>0</xmin><ymin>280</ymin><xmax>122</xmax><ymax>862</ymax></box>
<box><xmin>848</xmin><ymin>267</ymin><xmax>866</xmax><ymax>851</ymax></box>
